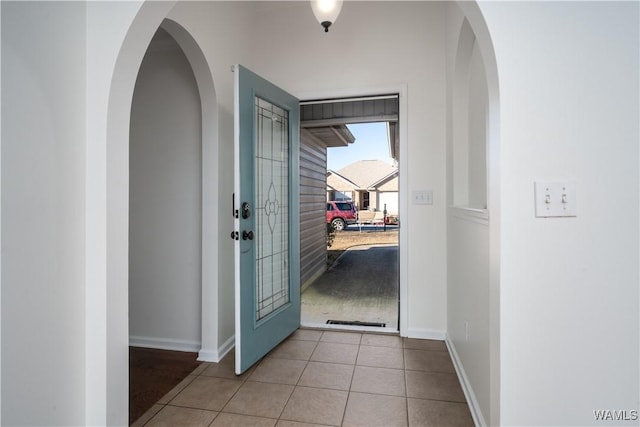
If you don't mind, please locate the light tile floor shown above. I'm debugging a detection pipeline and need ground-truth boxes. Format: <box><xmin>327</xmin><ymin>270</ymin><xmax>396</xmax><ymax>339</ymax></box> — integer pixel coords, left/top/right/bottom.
<box><xmin>132</xmin><ymin>329</ymin><xmax>474</xmax><ymax>427</ymax></box>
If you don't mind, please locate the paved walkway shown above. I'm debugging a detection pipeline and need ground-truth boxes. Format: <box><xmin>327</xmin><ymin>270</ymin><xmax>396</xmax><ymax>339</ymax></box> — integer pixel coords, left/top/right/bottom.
<box><xmin>301</xmin><ymin>244</ymin><xmax>399</xmax><ymax>329</ymax></box>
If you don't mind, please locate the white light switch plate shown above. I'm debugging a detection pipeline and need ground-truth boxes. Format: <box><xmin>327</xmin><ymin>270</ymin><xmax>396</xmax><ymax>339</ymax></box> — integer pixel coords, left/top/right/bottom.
<box><xmin>413</xmin><ymin>190</ymin><xmax>433</xmax><ymax>205</ymax></box>
<box><xmin>534</xmin><ymin>181</ymin><xmax>577</xmax><ymax>217</ymax></box>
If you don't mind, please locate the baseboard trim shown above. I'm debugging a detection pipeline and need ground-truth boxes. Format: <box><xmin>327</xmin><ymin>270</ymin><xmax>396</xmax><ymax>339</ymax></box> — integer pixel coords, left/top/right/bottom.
<box><xmin>405</xmin><ymin>328</ymin><xmax>446</xmax><ymax>340</ymax></box>
<box><xmin>198</xmin><ymin>335</ymin><xmax>235</xmax><ymax>363</ymax></box>
<box><xmin>445</xmin><ymin>336</ymin><xmax>487</xmax><ymax>427</ymax></box>
<box><xmin>129</xmin><ymin>336</ymin><xmax>201</xmax><ymax>353</ymax></box>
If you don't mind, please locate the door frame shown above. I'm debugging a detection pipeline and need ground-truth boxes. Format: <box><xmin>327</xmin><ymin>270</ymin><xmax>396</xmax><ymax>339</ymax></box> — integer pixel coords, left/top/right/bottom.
<box><xmin>296</xmin><ymin>85</ymin><xmax>408</xmax><ymax>336</ymax></box>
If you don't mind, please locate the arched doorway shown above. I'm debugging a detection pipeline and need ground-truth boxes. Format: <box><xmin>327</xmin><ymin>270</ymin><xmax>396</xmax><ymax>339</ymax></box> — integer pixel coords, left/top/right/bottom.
<box><xmin>129</xmin><ymin>25</ymin><xmax>202</xmax><ymax>355</ymax></box>
<box><xmin>92</xmin><ymin>5</ymin><xmax>219</xmax><ymax>425</ymax></box>
<box><xmin>128</xmin><ymin>25</ymin><xmax>203</xmax><ymax>423</ymax></box>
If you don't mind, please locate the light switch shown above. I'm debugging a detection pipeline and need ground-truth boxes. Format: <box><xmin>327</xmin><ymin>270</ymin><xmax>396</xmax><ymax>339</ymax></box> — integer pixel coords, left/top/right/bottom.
<box><xmin>413</xmin><ymin>190</ymin><xmax>433</xmax><ymax>205</ymax></box>
<box><xmin>535</xmin><ymin>181</ymin><xmax>576</xmax><ymax>217</ymax></box>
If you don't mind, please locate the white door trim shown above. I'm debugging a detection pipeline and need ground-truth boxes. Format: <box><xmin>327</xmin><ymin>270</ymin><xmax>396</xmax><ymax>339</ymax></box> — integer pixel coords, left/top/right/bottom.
<box><xmin>297</xmin><ymin>84</ymin><xmax>409</xmax><ymax>336</ymax></box>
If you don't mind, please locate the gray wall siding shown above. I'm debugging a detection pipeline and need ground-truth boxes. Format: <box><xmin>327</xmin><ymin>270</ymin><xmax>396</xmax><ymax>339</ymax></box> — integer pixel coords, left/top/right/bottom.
<box><xmin>300</xmin><ymin>130</ymin><xmax>328</xmax><ymax>288</ymax></box>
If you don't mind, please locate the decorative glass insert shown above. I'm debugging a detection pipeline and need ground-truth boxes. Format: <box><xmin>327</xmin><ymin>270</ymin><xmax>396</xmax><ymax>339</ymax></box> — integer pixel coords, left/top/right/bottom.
<box><xmin>255</xmin><ymin>96</ymin><xmax>290</xmax><ymax>321</ymax></box>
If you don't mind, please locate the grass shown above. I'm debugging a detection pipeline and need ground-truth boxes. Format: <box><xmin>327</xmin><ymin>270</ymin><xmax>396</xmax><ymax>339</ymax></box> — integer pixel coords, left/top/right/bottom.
<box><xmin>327</xmin><ymin>227</ymin><xmax>399</xmax><ymax>267</ymax></box>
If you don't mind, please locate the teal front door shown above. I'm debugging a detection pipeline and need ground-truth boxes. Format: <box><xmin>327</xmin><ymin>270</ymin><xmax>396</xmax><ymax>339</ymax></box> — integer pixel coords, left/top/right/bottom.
<box><xmin>234</xmin><ymin>65</ymin><xmax>300</xmax><ymax>374</ymax></box>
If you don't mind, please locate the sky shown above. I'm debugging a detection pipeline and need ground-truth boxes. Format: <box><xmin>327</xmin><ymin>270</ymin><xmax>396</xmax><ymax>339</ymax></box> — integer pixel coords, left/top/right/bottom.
<box><xmin>327</xmin><ymin>122</ymin><xmax>395</xmax><ymax>171</ymax></box>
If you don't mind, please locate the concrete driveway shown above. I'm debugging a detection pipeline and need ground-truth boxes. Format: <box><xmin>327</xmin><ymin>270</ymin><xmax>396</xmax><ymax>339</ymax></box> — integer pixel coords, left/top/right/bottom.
<box><xmin>301</xmin><ymin>244</ymin><xmax>398</xmax><ymax>330</ymax></box>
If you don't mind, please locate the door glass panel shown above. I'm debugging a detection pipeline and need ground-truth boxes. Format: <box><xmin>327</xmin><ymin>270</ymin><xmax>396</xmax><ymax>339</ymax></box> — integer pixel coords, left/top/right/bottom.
<box><xmin>255</xmin><ymin>96</ymin><xmax>290</xmax><ymax>321</ymax></box>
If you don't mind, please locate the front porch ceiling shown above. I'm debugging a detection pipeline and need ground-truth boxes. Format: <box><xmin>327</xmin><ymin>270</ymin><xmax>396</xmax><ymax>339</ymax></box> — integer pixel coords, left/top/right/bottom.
<box><xmin>304</xmin><ymin>125</ymin><xmax>355</xmax><ymax>148</ymax></box>
<box><xmin>300</xmin><ymin>95</ymin><xmax>399</xmax><ymax>160</ymax></box>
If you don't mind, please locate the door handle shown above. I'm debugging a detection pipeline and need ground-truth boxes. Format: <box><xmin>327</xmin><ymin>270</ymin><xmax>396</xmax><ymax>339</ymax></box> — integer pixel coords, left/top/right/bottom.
<box><xmin>242</xmin><ymin>230</ymin><xmax>254</xmax><ymax>241</ymax></box>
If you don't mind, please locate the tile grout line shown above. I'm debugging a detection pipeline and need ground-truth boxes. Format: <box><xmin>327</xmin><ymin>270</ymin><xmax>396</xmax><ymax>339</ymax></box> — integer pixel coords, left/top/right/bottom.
<box><xmin>275</xmin><ymin>330</ymin><xmax>322</xmax><ymax>425</ymax></box>
<box><xmin>339</xmin><ymin>337</ymin><xmax>364</xmax><ymax>427</ymax></box>
<box><xmin>163</xmin><ymin>360</ymin><xmax>242</xmax><ymax>427</ymax></box>
<box><xmin>403</xmin><ymin>341</ymin><xmax>411</xmax><ymax>427</ymax></box>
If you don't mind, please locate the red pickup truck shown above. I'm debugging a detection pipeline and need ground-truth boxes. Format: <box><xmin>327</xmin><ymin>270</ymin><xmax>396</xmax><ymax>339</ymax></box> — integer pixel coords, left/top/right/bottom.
<box><xmin>326</xmin><ymin>201</ymin><xmax>356</xmax><ymax>231</ymax></box>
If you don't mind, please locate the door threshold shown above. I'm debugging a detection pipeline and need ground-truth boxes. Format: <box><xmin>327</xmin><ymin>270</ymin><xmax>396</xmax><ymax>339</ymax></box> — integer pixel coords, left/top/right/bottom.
<box><xmin>326</xmin><ymin>320</ymin><xmax>386</xmax><ymax>327</ymax></box>
<box><xmin>300</xmin><ymin>321</ymin><xmax>399</xmax><ymax>334</ymax></box>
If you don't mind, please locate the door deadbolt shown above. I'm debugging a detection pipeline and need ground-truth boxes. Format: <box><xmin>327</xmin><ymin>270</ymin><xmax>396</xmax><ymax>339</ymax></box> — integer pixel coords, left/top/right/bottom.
<box><xmin>242</xmin><ymin>202</ymin><xmax>251</xmax><ymax>219</ymax></box>
<box><xmin>242</xmin><ymin>230</ymin><xmax>254</xmax><ymax>240</ymax></box>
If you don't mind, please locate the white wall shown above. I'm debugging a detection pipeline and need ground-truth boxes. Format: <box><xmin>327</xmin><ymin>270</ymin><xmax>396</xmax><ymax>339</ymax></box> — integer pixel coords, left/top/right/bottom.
<box><xmin>1</xmin><ymin>2</ymin><xmax>87</xmax><ymax>425</ymax></box>
<box><xmin>88</xmin><ymin>3</ymin><xmax>253</xmax><ymax>423</ymax></box>
<box><xmin>447</xmin><ymin>213</ymin><xmax>490</xmax><ymax>421</ymax></box>
<box><xmin>479</xmin><ymin>2</ymin><xmax>639</xmax><ymax>425</ymax></box>
<box><xmin>446</xmin><ymin>6</ymin><xmax>492</xmax><ymax>426</ymax></box>
<box><xmin>467</xmin><ymin>41</ymin><xmax>488</xmax><ymax>209</ymax></box>
<box><xmin>129</xmin><ymin>29</ymin><xmax>202</xmax><ymax>351</ymax></box>
<box><xmin>246</xmin><ymin>1</ymin><xmax>449</xmax><ymax>338</ymax></box>
<box><xmin>86</xmin><ymin>2</ymin><xmax>173</xmax><ymax>423</ymax></box>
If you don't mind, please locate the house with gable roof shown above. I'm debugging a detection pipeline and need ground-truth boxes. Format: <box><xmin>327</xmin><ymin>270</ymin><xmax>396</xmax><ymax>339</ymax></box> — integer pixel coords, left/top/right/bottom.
<box><xmin>327</xmin><ymin>159</ymin><xmax>399</xmax><ymax>215</ymax></box>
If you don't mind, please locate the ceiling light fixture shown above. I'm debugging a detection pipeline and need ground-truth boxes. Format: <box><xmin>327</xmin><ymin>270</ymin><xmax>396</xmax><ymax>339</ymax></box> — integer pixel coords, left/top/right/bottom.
<box><xmin>310</xmin><ymin>0</ymin><xmax>343</xmax><ymax>33</ymax></box>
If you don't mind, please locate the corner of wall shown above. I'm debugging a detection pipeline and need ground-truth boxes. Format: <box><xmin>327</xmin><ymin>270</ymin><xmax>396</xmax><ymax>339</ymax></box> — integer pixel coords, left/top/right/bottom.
<box><xmin>198</xmin><ymin>334</ymin><xmax>234</xmax><ymax>363</ymax></box>
<box><xmin>406</xmin><ymin>328</ymin><xmax>446</xmax><ymax>341</ymax></box>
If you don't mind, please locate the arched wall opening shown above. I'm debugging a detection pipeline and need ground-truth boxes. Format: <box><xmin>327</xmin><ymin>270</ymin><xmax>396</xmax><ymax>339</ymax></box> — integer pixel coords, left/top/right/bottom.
<box><xmin>129</xmin><ymin>27</ymin><xmax>203</xmax><ymax>352</ymax></box>
<box><xmin>92</xmin><ymin>4</ymin><xmax>220</xmax><ymax>424</ymax></box>
<box><xmin>157</xmin><ymin>19</ymin><xmax>220</xmax><ymax>364</ymax></box>
<box><xmin>126</xmin><ymin>18</ymin><xmax>220</xmax><ymax>361</ymax></box>
<box><xmin>451</xmin><ymin>18</ymin><xmax>488</xmax><ymax>209</ymax></box>
<box><xmin>447</xmin><ymin>3</ymin><xmax>501</xmax><ymax>427</ymax></box>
